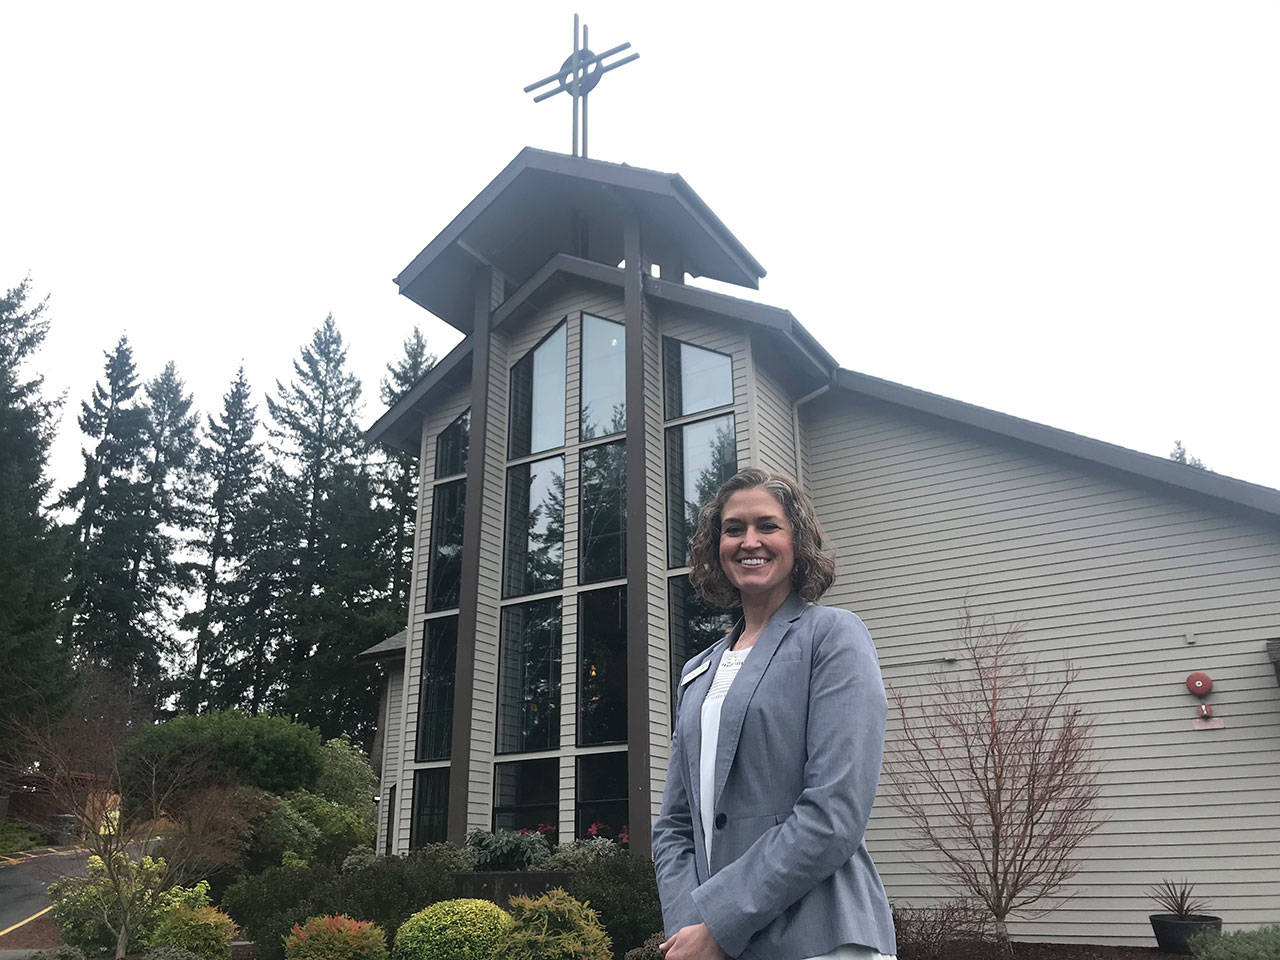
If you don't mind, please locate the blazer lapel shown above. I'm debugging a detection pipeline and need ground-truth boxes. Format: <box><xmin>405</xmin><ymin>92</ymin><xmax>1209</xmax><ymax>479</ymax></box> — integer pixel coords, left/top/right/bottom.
<box><xmin>711</xmin><ymin>593</ymin><xmax>808</xmax><ymax>814</ymax></box>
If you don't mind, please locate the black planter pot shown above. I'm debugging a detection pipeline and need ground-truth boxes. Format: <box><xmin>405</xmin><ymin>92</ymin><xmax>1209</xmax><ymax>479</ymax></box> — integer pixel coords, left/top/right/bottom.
<box><xmin>1149</xmin><ymin>914</ymin><xmax>1222</xmax><ymax>955</ymax></box>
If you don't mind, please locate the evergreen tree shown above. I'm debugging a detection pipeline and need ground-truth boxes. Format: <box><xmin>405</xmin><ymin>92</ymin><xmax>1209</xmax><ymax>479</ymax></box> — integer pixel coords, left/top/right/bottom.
<box><xmin>58</xmin><ymin>336</ymin><xmax>163</xmax><ymax>705</ymax></box>
<box><xmin>180</xmin><ymin>367</ymin><xmax>261</xmax><ymax>712</ymax></box>
<box><xmin>377</xmin><ymin>326</ymin><xmax>436</xmax><ymax>614</ymax></box>
<box><xmin>0</xmin><ymin>278</ymin><xmax>72</xmax><ymax>770</ymax></box>
<box><xmin>261</xmin><ymin>316</ymin><xmax>393</xmax><ymax>742</ymax></box>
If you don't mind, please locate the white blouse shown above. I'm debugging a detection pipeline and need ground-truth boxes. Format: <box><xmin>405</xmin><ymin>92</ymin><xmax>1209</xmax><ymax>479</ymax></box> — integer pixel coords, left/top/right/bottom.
<box><xmin>698</xmin><ymin>643</ymin><xmax>896</xmax><ymax>960</ymax></box>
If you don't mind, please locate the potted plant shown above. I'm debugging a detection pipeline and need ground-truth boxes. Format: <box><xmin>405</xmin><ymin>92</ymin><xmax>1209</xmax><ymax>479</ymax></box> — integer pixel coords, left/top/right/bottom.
<box><xmin>1148</xmin><ymin>879</ymin><xmax>1222</xmax><ymax>955</ymax></box>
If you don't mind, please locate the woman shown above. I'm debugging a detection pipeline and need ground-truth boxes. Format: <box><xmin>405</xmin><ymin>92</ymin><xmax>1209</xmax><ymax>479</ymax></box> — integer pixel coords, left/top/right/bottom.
<box><xmin>653</xmin><ymin>468</ymin><xmax>896</xmax><ymax>960</ymax></box>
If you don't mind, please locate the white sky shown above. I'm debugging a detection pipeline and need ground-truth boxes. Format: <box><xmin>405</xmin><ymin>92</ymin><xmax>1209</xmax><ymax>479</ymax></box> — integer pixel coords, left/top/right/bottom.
<box><xmin>3</xmin><ymin>1</ymin><xmax>1277</xmax><ymax>495</ymax></box>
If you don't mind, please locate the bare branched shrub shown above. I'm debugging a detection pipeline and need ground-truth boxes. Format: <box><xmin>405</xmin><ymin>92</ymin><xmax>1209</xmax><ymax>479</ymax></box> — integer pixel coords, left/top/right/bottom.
<box><xmin>885</xmin><ymin>605</ymin><xmax>1105</xmax><ymax>943</ymax></box>
<box><xmin>890</xmin><ymin>899</ymin><xmax>991</xmax><ymax>960</ymax></box>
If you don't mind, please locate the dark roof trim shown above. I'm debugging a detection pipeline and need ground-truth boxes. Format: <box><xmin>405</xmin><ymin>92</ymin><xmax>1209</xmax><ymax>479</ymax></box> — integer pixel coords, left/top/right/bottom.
<box><xmin>364</xmin><ymin>336</ymin><xmax>472</xmax><ymax>452</ymax></box>
<box><xmin>834</xmin><ymin>368</ymin><xmax>1280</xmax><ymax>520</ymax></box>
<box><xmin>356</xmin><ymin>629</ymin><xmax>406</xmax><ymax>662</ymax></box>
<box><xmin>394</xmin><ymin>148</ymin><xmax>765</xmax><ymax>304</ymax></box>
<box><xmin>492</xmin><ymin>254</ymin><xmax>626</xmax><ymax>329</ymax></box>
<box><xmin>643</xmin><ymin>275</ymin><xmax>837</xmax><ymax>379</ymax></box>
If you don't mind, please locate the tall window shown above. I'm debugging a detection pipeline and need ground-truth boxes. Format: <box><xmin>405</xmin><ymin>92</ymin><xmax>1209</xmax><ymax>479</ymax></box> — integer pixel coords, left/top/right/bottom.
<box><xmin>580</xmin><ymin>440</ymin><xmax>626</xmax><ymax>583</ymax></box>
<box><xmin>666</xmin><ymin>414</ymin><xmax>736</xmax><ymax>567</ymax></box>
<box><xmin>435</xmin><ymin>409</ymin><xmax>470</xmax><ymax>478</ymax></box>
<box><xmin>426</xmin><ymin>480</ymin><xmax>466</xmax><ymax>610</ymax></box>
<box><xmin>663</xmin><ymin>338</ymin><xmax>733</xmax><ymax>420</ymax></box>
<box><xmin>509</xmin><ymin>323</ymin><xmax>567</xmax><ymax>459</ymax></box>
<box><xmin>503</xmin><ymin>455</ymin><xmax>564</xmax><ymax>597</ymax></box>
<box><xmin>493</xmin><ymin>758</ymin><xmax>558</xmax><ymax>839</ymax></box>
<box><xmin>497</xmin><ymin>598</ymin><xmax>562</xmax><ymax>754</ymax></box>
<box><xmin>410</xmin><ymin>768</ymin><xmax>448</xmax><ymax>848</ymax></box>
<box><xmin>576</xmin><ymin>752</ymin><xmax>628</xmax><ymax>842</ymax></box>
<box><xmin>415</xmin><ymin>616</ymin><xmax>457</xmax><ymax>761</ymax></box>
<box><xmin>578</xmin><ymin>587</ymin><xmax>627</xmax><ymax>746</ymax></box>
<box><xmin>580</xmin><ymin>314</ymin><xmax>625</xmax><ymax>440</ymax></box>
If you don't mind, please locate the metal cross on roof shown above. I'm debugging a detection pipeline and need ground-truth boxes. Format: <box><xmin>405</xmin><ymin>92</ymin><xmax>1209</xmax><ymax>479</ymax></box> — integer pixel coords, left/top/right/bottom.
<box><xmin>523</xmin><ymin>14</ymin><xmax>639</xmax><ymax>159</ymax></box>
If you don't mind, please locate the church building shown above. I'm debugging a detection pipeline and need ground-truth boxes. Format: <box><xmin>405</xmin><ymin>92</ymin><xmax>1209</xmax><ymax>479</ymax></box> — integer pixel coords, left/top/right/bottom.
<box><xmin>361</xmin><ymin>147</ymin><xmax>1280</xmax><ymax>945</ymax></box>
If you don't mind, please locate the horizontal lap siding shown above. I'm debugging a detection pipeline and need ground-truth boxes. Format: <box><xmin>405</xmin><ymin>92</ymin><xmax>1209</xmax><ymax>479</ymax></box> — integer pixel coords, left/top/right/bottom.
<box><xmin>751</xmin><ymin>348</ymin><xmax>798</xmax><ymax>477</ymax></box>
<box><xmin>376</xmin><ymin>661</ymin><xmax>403</xmax><ymax>853</ymax></box>
<box><xmin>644</xmin><ymin>302</ymin><xmax>671</xmax><ymax>826</ymax></box>
<box><xmin>803</xmin><ymin>391</ymin><xmax>1280</xmax><ymax>945</ymax></box>
<box><xmin>398</xmin><ymin>388</ymin><xmax>472</xmax><ymax>852</ymax></box>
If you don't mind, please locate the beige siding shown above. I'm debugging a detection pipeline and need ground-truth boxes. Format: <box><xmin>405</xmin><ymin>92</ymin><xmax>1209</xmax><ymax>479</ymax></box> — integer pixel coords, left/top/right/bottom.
<box><xmin>375</xmin><ymin>661</ymin><xmax>403</xmax><ymax>854</ymax></box>
<box><xmin>643</xmin><ymin>300</ymin><xmax>672</xmax><ymax>825</ymax></box>
<box><xmin>751</xmin><ymin>345</ymin><xmax>799</xmax><ymax>477</ymax></box>
<box><xmin>804</xmin><ymin>391</ymin><xmax>1280</xmax><ymax>944</ymax></box>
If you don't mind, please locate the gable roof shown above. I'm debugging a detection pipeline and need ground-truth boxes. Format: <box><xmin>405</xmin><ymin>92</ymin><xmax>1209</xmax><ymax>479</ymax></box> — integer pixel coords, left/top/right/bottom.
<box><xmin>394</xmin><ymin>148</ymin><xmax>766</xmax><ymax>333</ymax></box>
<box><xmin>357</xmin><ymin>629</ymin><xmax>406</xmax><ymax>662</ymax></box>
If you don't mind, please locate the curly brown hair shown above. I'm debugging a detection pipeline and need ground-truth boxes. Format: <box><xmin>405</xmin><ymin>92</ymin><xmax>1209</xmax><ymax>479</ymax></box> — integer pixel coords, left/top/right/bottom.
<box><xmin>687</xmin><ymin>467</ymin><xmax>835</xmax><ymax>609</ymax></box>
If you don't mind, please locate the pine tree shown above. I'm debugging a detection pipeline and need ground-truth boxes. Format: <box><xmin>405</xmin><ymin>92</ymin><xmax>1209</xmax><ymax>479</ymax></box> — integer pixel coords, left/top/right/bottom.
<box><xmin>0</xmin><ymin>278</ymin><xmax>72</xmax><ymax>770</ymax></box>
<box><xmin>261</xmin><ymin>316</ymin><xmax>392</xmax><ymax>741</ymax></box>
<box><xmin>377</xmin><ymin>326</ymin><xmax>436</xmax><ymax>614</ymax></box>
<box><xmin>180</xmin><ymin>367</ymin><xmax>261</xmax><ymax>712</ymax></box>
<box><xmin>58</xmin><ymin>336</ymin><xmax>162</xmax><ymax>705</ymax></box>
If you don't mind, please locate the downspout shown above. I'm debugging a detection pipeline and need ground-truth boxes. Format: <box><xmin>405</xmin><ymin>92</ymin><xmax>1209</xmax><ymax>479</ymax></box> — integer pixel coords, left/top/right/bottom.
<box><xmin>793</xmin><ymin>377</ymin><xmax>833</xmax><ymax>488</ymax></box>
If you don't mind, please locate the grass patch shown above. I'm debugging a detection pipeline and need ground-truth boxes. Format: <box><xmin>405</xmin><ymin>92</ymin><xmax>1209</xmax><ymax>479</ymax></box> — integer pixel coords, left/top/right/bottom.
<box><xmin>0</xmin><ymin>818</ymin><xmax>51</xmax><ymax>855</ymax></box>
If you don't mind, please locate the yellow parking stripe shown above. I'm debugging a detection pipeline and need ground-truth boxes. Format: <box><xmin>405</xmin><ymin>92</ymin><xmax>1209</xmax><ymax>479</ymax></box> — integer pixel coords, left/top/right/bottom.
<box><xmin>0</xmin><ymin>904</ymin><xmax>53</xmax><ymax>938</ymax></box>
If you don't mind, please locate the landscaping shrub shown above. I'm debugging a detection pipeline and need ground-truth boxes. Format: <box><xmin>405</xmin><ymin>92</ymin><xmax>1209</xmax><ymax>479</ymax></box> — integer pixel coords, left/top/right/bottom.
<box><xmin>1191</xmin><ymin>923</ymin><xmax>1280</xmax><ymax>960</ymax></box>
<box><xmin>566</xmin><ymin>853</ymin><xmax>660</xmax><ymax>958</ymax></box>
<box><xmin>119</xmin><ymin>711</ymin><xmax>324</xmax><ymax>807</ymax></box>
<box><xmin>341</xmin><ymin>847</ymin><xmax>378</xmax><ymax>872</ymax></box>
<box><xmin>284</xmin><ymin>915</ymin><xmax>387</xmax><ymax>960</ymax></box>
<box><xmin>144</xmin><ymin>948</ymin><xmax>200</xmax><ymax>960</ymax></box>
<box><xmin>319</xmin><ymin>845</ymin><xmax>467</xmax><ymax>938</ymax></box>
<box><xmin>463</xmin><ymin>828</ymin><xmax>550</xmax><ymax>871</ymax></box>
<box><xmin>28</xmin><ymin>948</ymin><xmax>87</xmax><ymax>960</ymax></box>
<box><xmin>622</xmin><ymin>933</ymin><xmax>662</xmax><ymax>960</ymax></box>
<box><xmin>314</xmin><ymin>736</ymin><xmax>378</xmax><ymax>824</ymax></box>
<box><xmin>498</xmin><ymin>888</ymin><xmax>611</xmax><ymax>960</ymax></box>
<box><xmin>49</xmin><ymin>854</ymin><xmax>209</xmax><ymax>956</ymax></box>
<box><xmin>890</xmin><ymin>899</ymin><xmax>991</xmax><ymax>960</ymax></box>
<box><xmin>392</xmin><ymin>899</ymin><xmax>511</xmax><ymax>960</ymax></box>
<box><xmin>543</xmin><ymin>837</ymin><xmax>620</xmax><ymax>873</ymax></box>
<box><xmin>150</xmin><ymin>906</ymin><xmax>238</xmax><ymax>960</ymax></box>
<box><xmin>221</xmin><ymin>862</ymin><xmax>338</xmax><ymax>960</ymax></box>
<box><xmin>0</xmin><ymin>817</ymin><xmax>51</xmax><ymax>855</ymax></box>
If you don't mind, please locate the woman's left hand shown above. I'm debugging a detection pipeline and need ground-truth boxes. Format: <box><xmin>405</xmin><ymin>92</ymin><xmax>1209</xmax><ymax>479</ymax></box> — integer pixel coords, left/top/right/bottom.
<box><xmin>659</xmin><ymin>923</ymin><xmax>728</xmax><ymax>960</ymax></box>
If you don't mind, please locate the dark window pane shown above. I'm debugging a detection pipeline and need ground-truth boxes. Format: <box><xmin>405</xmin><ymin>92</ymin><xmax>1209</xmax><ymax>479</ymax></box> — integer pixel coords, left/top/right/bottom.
<box><xmin>578</xmin><ymin>587</ymin><xmax>627</xmax><ymax>746</ymax></box>
<box><xmin>509</xmin><ymin>323</ymin><xmax>567</xmax><ymax>458</ymax></box>
<box><xmin>576</xmin><ymin>752</ymin><xmax>628</xmax><ymax>842</ymax></box>
<box><xmin>434</xmin><ymin>409</ymin><xmax>470</xmax><ymax>479</ymax></box>
<box><xmin>384</xmin><ymin>784</ymin><xmax>396</xmax><ymax>855</ymax></box>
<box><xmin>410</xmin><ymin>768</ymin><xmax>448</xmax><ymax>848</ymax></box>
<box><xmin>579</xmin><ymin>440</ymin><xmax>626</xmax><ymax>584</ymax></box>
<box><xmin>663</xmin><ymin>338</ymin><xmax>732</xmax><ymax>420</ymax></box>
<box><xmin>427</xmin><ymin>479</ymin><xmax>466</xmax><ymax>610</ymax></box>
<box><xmin>666</xmin><ymin>414</ymin><xmax>736</xmax><ymax>567</ymax></box>
<box><xmin>493</xmin><ymin>758</ymin><xmax>559</xmax><ymax>841</ymax></box>
<box><xmin>503</xmin><ymin>456</ymin><xmax>564</xmax><ymax>597</ymax></box>
<box><xmin>668</xmin><ymin>575</ymin><xmax>736</xmax><ymax>718</ymax></box>
<box><xmin>415</xmin><ymin>616</ymin><xmax>457</xmax><ymax>761</ymax></box>
<box><xmin>497</xmin><ymin>598</ymin><xmax>561</xmax><ymax>754</ymax></box>
<box><xmin>580</xmin><ymin>314</ymin><xmax>626</xmax><ymax>440</ymax></box>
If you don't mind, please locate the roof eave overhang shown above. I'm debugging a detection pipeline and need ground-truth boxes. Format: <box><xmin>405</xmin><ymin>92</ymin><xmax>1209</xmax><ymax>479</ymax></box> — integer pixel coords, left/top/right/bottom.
<box><xmin>365</xmin><ymin>337</ymin><xmax>473</xmax><ymax>454</ymax></box>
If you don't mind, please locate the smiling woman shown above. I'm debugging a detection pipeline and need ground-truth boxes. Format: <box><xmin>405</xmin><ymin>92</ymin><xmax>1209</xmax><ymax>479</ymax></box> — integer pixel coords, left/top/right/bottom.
<box><xmin>653</xmin><ymin>468</ymin><xmax>897</xmax><ymax>960</ymax></box>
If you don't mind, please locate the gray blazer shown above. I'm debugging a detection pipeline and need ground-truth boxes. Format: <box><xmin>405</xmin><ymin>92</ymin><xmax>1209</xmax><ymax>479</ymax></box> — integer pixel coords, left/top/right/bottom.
<box><xmin>652</xmin><ymin>593</ymin><xmax>896</xmax><ymax>959</ymax></box>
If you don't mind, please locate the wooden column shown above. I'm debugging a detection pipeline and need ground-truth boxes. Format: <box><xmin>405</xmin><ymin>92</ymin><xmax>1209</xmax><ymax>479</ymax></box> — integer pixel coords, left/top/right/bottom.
<box><xmin>623</xmin><ymin>214</ymin><xmax>652</xmax><ymax>858</ymax></box>
<box><xmin>447</xmin><ymin>265</ymin><xmax>499</xmax><ymax>844</ymax></box>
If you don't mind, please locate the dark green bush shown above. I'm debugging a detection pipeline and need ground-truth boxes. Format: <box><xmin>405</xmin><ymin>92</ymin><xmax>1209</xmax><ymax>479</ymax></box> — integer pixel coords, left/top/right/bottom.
<box><xmin>284</xmin><ymin>915</ymin><xmax>387</xmax><ymax>960</ymax></box>
<box><xmin>120</xmin><ymin>711</ymin><xmax>324</xmax><ymax>808</ymax></box>
<box><xmin>392</xmin><ymin>899</ymin><xmax>510</xmax><ymax>960</ymax></box>
<box><xmin>463</xmin><ymin>829</ymin><xmax>550</xmax><ymax>871</ymax></box>
<box><xmin>28</xmin><ymin>948</ymin><xmax>87</xmax><ymax>960</ymax></box>
<box><xmin>314</xmin><ymin>737</ymin><xmax>378</xmax><ymax>824</ymax></box>
<box><xmin>566</xmin><ymin>853</ymin><xmax>661</xmax><ymax>958</ymax></box>
<box><xmin>1191</xmin><ymin>923</ymin><xmax>1280</xmax><ymax>960</ymax></box>
<box><xmin>497</xmin><ymin>888</ymin><xmax>611</xmax><ymax>960</ymax></box>
<box><xmin>543</xmin><ymin>838</ymin><xmax>620</xmax><ymax>873</ymax></box>
<box><xmin>150</xmin><ymin>906</ymin><xmax>238</xmax><ymax>960</ymax></box>
<box><xmin>144</xmin><ymin>948</ymin><xmax>200</xmax><ymax>960</ymax></box>
<box><xmin>221</xmin><ymin>862</ymin><xmax>338</xmax><ymax>960</ymax></box>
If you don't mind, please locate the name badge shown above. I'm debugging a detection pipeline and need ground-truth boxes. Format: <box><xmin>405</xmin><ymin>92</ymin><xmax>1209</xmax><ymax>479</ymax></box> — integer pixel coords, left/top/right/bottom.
<box><xmin>680</xmin><ymin>660</ymin><xmax>711</xmax><ymax>687</ymax></box>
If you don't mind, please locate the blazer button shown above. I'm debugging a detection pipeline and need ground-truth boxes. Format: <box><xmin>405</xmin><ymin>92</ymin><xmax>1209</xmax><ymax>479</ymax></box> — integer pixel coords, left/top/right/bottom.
<box><xmin>714</xmin><ymin>812</ymin><xmax>727</xmax><ymax>829</ymax></box>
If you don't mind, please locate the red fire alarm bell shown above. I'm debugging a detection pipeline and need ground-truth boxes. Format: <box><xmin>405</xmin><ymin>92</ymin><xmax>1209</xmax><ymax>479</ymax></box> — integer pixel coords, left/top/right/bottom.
<box><xmin>1186</xmin><ymin>672</ymin><xmax>1213</xmax><ymax>696</ymax></box>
